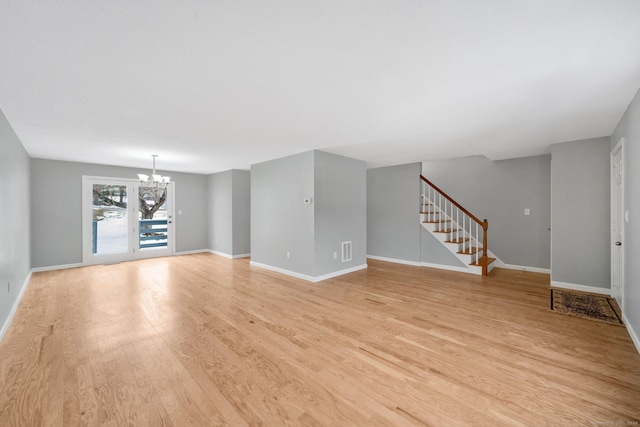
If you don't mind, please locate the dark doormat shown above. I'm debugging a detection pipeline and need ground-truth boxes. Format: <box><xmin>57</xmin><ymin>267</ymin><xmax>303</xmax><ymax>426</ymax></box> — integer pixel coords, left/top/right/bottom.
<box><xmin>550</xmin><ymin>289</ymin><xmax>624</xmax><ymax>326</ymax></box>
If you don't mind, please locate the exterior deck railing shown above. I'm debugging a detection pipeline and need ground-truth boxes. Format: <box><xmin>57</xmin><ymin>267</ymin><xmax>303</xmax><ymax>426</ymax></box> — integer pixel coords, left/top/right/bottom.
<box><xmin>138</xmin><ymin>219</ymin><xmax>168</xmax><ymax>249</ymax></box>
<box><xmin>91</xmin><ymin>218</ymin><xmax>168</xmax><ymax>254</ymax></box>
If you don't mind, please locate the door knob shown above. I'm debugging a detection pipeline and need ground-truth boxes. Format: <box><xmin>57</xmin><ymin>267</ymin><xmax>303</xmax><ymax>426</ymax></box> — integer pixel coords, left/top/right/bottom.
<box><xmin>615</xmin><ymin>241</ymin><xmax>622</xmax><ymax>246</ymax></box>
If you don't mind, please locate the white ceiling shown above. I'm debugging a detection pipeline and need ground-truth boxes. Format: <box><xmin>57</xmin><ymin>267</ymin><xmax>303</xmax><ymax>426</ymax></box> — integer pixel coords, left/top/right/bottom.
<box><xmin>1</xmin><ymin>1</ymin><xmax>639</xmax><ymax>174</ymax></box>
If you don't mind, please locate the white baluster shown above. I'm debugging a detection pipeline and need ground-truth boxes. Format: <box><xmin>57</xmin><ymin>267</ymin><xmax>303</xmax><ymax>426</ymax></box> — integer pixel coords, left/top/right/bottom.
<box><xmin>463</xmin><ymin>215</ymin><xmax>467</xmax><ymax>250</ymax></box>
<box><xmin>439</xmin><ymin>193</ymin><xmax>442</xmax><ymax>231</ymax></box>
<box><xmin>428</xmin><ymin>186</ymin><xmax>431</xmax><ymax>222</ymax></box>
<box><xmin>456</xmin><ymin>208</ymin><xmax>459</xmax><ymax>243</ymax></box>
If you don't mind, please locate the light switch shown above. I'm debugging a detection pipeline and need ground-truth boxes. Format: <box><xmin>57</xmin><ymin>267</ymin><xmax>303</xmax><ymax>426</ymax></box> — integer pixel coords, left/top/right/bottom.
<box><xmin>625</xmin><ymin>210</ymin><xmax>629</xmax><ymax>223</ymax></box>
<box><xmin>524</xmin><ymin>208</ymin><xmax>531</xmax><ymax>216</ymax></box>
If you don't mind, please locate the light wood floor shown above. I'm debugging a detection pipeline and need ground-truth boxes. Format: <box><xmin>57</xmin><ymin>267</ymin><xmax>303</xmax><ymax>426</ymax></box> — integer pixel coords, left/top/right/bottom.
<box><xmin>1</xmin><ymin>255</ymin><xmax>639</xmax><ymax>426</ymax></box>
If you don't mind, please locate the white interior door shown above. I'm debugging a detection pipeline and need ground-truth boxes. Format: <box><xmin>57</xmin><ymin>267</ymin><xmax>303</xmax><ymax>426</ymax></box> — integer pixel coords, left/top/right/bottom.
<box><xmin>610</xmin><ymin>139</ymin><xmax>624</xmax><ymax>309</ymax></box>
<box><xmin>82</xmin><ymin>177</ymin><xmax>174</xmax><ymax>265</ymax></box>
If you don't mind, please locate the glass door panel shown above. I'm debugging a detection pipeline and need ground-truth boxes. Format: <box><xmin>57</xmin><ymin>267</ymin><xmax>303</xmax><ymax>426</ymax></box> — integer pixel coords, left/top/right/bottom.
<box><xmin>138</xmin><ymin>185</ymin><xmax>171</xmax><ymax>255</ymax></box>
<box><xmin>92</xmin><ymin>184</ymin><xmax>129</xmax><ymax>255</ymax></box>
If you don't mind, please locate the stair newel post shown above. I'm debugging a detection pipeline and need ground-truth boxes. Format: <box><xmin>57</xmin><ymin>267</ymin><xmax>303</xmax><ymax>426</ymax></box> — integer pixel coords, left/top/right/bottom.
<box><xmin>482</xmin><ymin>219</ymin><xmax>489</xmax><ymax>275</ymax></box>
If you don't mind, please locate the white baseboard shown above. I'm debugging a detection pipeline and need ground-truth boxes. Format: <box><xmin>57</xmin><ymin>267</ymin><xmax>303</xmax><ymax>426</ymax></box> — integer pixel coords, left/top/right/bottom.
<box><xmin>249</xmin><ymin>261</ymin><xmax>367</xmax><ymax>283</ymax></box>
<box><xmin>623</xmin><ymin>314</ymin><xmax>640</xmax><ymax>355</ymax></box>
<box><xmin>550</xmin><ymin>281</ymin><xmax>611</xmax><ymax>296</ymax></box>
<box><xmin>500</xmin><ymin>264</ymin><xmax>551</xmax><ymax>274</ymax></box>
<box><xmin>175</xmin><ymin>249</ymin><xmax>210</xmax><ymax>256</ymax></box>
<box><xmin>209</xmin><ymin>250</ymin><xmax>233</xmax><ymax>259</ymax></box>
<box><xmin>421</xmin><ymin>262</ymin><xmax>473</xmax><ymax>274</ymax></box>
<box><xmin>209</xmin><ymin>250</ymin><xmax>251</xmax><ymax>259</ymax></box>
<box><xmin>0</xmin><ymin>270</ymin><xmax>32</xmax><ymax>343</ymax></box>
<box><xmin>31</xmin><ymin>262</ymin><xmax>84</xmax><ymax>273</ymax></box>
<box><xmin>231</xmin><ymin>253</ymin><xmax>251</xmax><ymax>259</ymax></box>
<box><xmin>366</xmin><ymin>255</ymin><xmax>421</xmax><ymax>267</ymax></box>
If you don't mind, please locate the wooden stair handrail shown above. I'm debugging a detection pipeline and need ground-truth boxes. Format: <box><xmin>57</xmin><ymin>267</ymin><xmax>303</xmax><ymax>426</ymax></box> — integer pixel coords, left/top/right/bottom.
<box><xmin>420</xmin><ymin>175</ymin><xmax>487</xmax><ymax>231</ymax></box>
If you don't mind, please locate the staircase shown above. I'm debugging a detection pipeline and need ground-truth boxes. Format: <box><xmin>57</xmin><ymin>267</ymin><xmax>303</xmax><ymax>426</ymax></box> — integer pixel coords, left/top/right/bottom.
<box><xmin>420</xmin><ymin>175</ymin><xmax>496</xmax><ymax>276</ymax></box>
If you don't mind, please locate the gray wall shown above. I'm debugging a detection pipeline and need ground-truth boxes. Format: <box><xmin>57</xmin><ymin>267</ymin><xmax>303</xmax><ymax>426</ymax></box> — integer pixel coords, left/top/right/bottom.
<box><xmin>31</xmin><ymin>159</ymin><xmax>209</xmax><ymax>268</ymax></box>
<box><xmin>421</xmin><ymin>228</ymin><xmax>466</xmax><ymax>267</ymax></box>
<box><xmin>550</xmin><ymin>138</ymin><xmax>610</xmax><ymax>288</ymax></box>
<box><xmin>0</xmin><ymin>109</ymin><xmax>31</xmax><ymax>338</ymax></box>
<box><xmin>251</xmin><ymin>151</ymin><xmax>316</xmax><ymax>276</ymax></box>
<box><xmin>208</xmin><ymin>170</ymin><xmax>233</xmax><ymax>254</ymax></box>
<box><xmin>366</xmin><ymin>163</ymin><xmax>422</xmax><ymax>263</ymax></box>
<box><xmin>314</xmin><ymin>151</ymin><xmax>366</xmax><ymax>276</ymax></box>
<box><xmin>422</xmin><ymin>155</ymin><xmax>551</xmax><ymax>269</ymax></box>
<box><xmin>251</xmin><ymin>150</ymin><xmax>366</xmax><ymax>278</ymax></box>
<box><xmin>231</xmin><ymin>170</ymin><xmax>251</xmax><ymax>256</ymax></box>
<box><xmin>611</xmin><ymin>88</ymin><xmax>640</xmax><ymax>336</ymax></box>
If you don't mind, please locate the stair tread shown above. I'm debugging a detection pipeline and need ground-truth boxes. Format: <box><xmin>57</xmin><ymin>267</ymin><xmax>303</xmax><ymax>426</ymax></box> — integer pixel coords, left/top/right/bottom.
<box><xmin>422</xmin><ymin>220</ymin><xmax>450</xmax><ymax>223</ymax></box>
<box><xmin>433</xmin><ymin>228</ymin><xmax>460</xmax><ymax>233</ymax></box>
<box><xmin>445</xmin><ymin>238</ymin><xmax>470</xmax><ymax>244</ymax></box>
<box><xmin>420</xmin><ymin>211</ymin><xmax>439</xmax><ymax>214</ymax></box>
<box><xmin>470</xmin><ymin>257</ymin><xmax>496</xmax><ymax>267</ymax></box>
<box><xmin>457</xmin><ymin>247</ymin><xmax>483</xmax><ymax>255</ymax></box>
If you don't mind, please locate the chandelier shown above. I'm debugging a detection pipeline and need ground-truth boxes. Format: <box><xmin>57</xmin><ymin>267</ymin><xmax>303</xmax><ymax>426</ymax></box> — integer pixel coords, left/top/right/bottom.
<box><xmin>138</xmin><ymin>155</ymin><xmax>170</xmax><ymax>188</ymax></box>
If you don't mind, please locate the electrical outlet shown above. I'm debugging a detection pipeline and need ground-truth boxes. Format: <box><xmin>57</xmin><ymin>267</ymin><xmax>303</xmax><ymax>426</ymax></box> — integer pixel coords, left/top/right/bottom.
<box><xmin>333</xmin><ymin>252</ymin><xmax>337</xmax><ymax>260</ymax></box>
<box><xmin>524</xmin><ymin>208</ymin><xmax>531</xmax><ymax>216</ymax></box>
<box><xmin>286</xmin><ymin>251</ymin><xmax>291</xmax><ymax>259</ymax></box>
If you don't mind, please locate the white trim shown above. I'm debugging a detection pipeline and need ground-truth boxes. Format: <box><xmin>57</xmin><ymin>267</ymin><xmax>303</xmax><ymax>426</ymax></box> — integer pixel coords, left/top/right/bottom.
<box><xmin>209</xmin><ymin>250</ymin><xmax>251</xmax><ymax>259</ymax></box>
<box><xmin>500</xmin><ymin>264</ymin><xmax>551</xmax><ymax>274</ymax></box>
<box><xmin>82</xmin><ymin>175</ymin><xmax>139</xmax><ymax>182</ymax></box>
<box><xmin>623</xmin><ymin>314</ymin><xmax>640</xmax><ymax>355</ymax></box>
<box><xmin>31</xmin><ymin>263</ymin><xmax>84</xmax><ymax>273</ymax></box>
<box><xmin>0</xmin><ymin>271</ymin><xmax>32</xmax><ymax>342</ymax></box>
<box><xmin>314</xmin><ymin>264</ymin><xmax>367</xmax><ymax>282</ymax></box>
<box><xmin>367</xmin><ymin>255</ymin><xmax>421</xmax><ymax>267</ymax></box>
<box><xmin>249</xmin><ymin>261</ymin><xmax>367</xmax><ymax>283</ymax></box>
<box><xmin>551</xmin><ymin>281</ymin><xmax>610</xmax><ymax>296</ymax></box>
<box><xmin>231</xmin><ymin>253</ymin><xmax>251</xmax><ymax>259</ymax></box>
<box><xmin>174</xmin><ymin>249</ymin><xmax>210</xmax><ymax>256</ymax></box>
<box><xmin>420</xmin><ymin>262</ymin><xmax>473</xmax><ymax>274</ymax></box>
<box><xmin>209</xmin><ymin>250</ymin><xmax>233</xmax><ymax>259</ymax></box>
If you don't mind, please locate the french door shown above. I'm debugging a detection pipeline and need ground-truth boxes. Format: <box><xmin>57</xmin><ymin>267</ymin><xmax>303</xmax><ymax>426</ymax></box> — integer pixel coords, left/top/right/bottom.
<box><xmin>82</xmin><ymin>176</ymin><xmax>175</xmax><ymax>265</ymax></box>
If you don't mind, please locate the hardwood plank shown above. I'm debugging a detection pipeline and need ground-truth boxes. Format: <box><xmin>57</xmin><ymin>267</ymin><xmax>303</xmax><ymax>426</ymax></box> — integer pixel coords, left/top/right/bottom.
<box><xmin>0</xmin><ymin>254</ymin><xmax>639</xmax><ymax>425</ymax></box>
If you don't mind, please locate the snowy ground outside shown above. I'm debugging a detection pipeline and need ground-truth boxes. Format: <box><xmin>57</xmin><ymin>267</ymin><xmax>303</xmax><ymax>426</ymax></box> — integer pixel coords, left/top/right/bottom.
<box><xmin>95</xmin><ymin>211</ymin><xmax>128</xmax><ymax>255</ymax></box>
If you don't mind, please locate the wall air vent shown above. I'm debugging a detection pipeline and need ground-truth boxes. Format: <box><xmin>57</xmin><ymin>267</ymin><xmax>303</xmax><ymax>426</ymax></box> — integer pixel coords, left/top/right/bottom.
<box><xmin>341</xmin><ymin>241</ymin><xmax>352</xmax><ymax>262</ymax></box>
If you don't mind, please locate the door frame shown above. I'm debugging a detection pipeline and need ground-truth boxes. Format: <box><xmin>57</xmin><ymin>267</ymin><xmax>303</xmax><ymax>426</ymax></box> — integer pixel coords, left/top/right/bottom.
<box><xmin>610</xmin><ymin>138</ymin><xmax>625</xmax><ymax>311</ymax></box>
<box><xmin>82</xmin><ymin>176</ymin><xmax>175</xmax><ymax>265</ymax></box>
